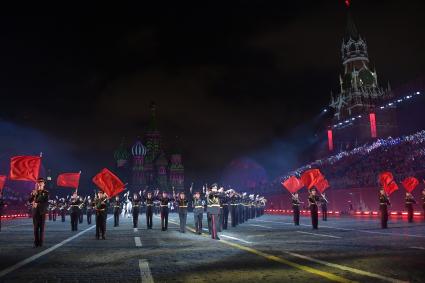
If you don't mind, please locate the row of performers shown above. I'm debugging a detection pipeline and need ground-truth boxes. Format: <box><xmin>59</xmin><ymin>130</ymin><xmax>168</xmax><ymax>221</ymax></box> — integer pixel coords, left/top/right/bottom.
<box><xmin>24</xmin><ymin>179</ymin><xmax>267</xmax><ymax>247</ymax></box>
<box><xmin>291</xmin><ymin>187</ymin><xmax>425</xmax><ymax>230</ymax></box>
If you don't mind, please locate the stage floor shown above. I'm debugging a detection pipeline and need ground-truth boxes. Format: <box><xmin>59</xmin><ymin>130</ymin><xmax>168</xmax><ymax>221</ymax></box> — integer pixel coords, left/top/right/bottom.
<box><xmin>0</xmin><ymin>213</ymin><xmax>424</xmax><ymax>282</ymax></box>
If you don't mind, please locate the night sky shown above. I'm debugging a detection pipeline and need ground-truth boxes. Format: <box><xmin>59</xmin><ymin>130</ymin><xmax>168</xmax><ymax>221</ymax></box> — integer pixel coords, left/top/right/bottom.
<box><xmin>1</xmin><ymin>1</ymin><xmax>424</xmax><ymax>189</ymax></box>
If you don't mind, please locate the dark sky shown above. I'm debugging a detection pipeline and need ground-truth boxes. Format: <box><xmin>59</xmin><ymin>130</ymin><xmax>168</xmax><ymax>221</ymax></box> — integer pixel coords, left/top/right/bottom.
<box><xmin>1</xmin><ymin>0</ymin><xmax>424</xmax><ymax>187</ymax></box>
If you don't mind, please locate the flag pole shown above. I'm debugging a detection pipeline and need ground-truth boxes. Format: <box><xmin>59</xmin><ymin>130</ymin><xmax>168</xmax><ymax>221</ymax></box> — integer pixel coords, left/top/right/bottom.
<box><xmin>76</xmin><ymin>170</ymin><xmax>82</xmax><ymax>195</ymax></box>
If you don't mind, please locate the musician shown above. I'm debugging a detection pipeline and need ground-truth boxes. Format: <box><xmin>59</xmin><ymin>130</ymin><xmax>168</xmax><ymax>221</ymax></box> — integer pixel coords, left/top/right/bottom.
<box><xmin>48</xmin><ymin>200</ymin><xmax>54</xmax><ymax>221</ymax></box>
<box><xmin>29</xmin><ymin>178</ymin><xmax>49</xmax><ymax>247</ymax></box>
<box><xmin>379</xmin><ymin>188</ymin><xmax>391</xmax><ymax>229</ymax></box>
<box><xmin>131</xmin><ymin>193</ymin><xmax>141</xmax><ymax>228</ymax></box>
<box><xmin>158</xmin><ymin>191</ymin><xmax>173</xmax><ymax>231</ymax></box>
<box><xmin>192</xmin><ymin>191</ymin><xmax>204</xmax><ymax>234</ymax></box>
<box><xmin>51</xmin><ymin>200</ymin><xmax>57</xmax><ymax>221</ymax></box>
<box><xmin>207</xmin><ymin>184</ymin><xmax>221</xmax><ymax>240</ymax></box>
<box><xmin>95</xmin><ymin>190</ymin><xmax>108</xmax><ymax>240</ymax></box>
<box><xmin>86</xmin><ymin>196</ymin><xmax>93</xmax><ymax>224</ymax></box>
<box><xmin>113</xmin><ymin>195</ymin><xmax>121</xmax><ymax>227</ymax></box>
<box><xmin>220</xmin><ymin>190</ymin><xmax>230</xmax><ymax>230</ymax></box>
<box><xmin>78</xmin><ymin>196</ymin><xmax>85</xmax><ymax>224</ymax></box>
<box><xmin>59</xmin><ymin>198</ymin><xmax>66</xmax><ymax>222</ymax></box>
<box><xmin>321</xmin><ymin>193</ymin><xmax>329</xmax><ymax>221</ymax></box>
<box><xmin>69</xmin><ymin>192</ymin><xmax>81</xmax><ymax>231</ymax></box>
<box><xmin>291</xmin><ymin>192</ymin><xmax>302</xmax><ymax>226</ymax></box>
<box><xmin>308</xmin><ymin>188</ymin><xmax>320</xmax><ymax>229</ymax></box>
<box><xmin>229</xmin><ymin>190</ymin><xmax>239</xmax><ymax>228</ymax></box>
<box><xmin>405</xmin><ymin>192</ymin><xmax>416</xmax><ymax>223</ymax></box>
<box><xmin>143</xmin><ymin>191</ymin><xmax>155</xmax><ymax>229</ymax></box>
<box><xmin>176</xmin><ymin>191</ymin><xmax>189</xmax><ymax>233</ymax></box>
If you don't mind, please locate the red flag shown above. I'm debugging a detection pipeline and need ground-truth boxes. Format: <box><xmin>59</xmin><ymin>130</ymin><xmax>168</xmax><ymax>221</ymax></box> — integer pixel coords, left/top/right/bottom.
<box><xmin>379</xmin><ymin>172</ymin><xmax>394</xmax><ymax>187</ymax></box>
<box><xmin>57</xmin><ymin>173</ymin><xmax>81</xmax><ymax>189</ymax></box>
<box><xmin>10</xmin><ymin>156</ymin><xmax>41</xmax><ymax>181</ymax></box>
<box><xmin>282</xmin><ymin>176</ymin><xmax>304</xmax><ymax>193</ymax></box>
<box><xmin>92</xmin><ymin>168</ymin><xmax>125</xmax><ymax>198</ymax></box>
<box><xmin>0</xmin><ymin>175</ymin><xmax>6</xmax><ymax>191</ymax></box>
<box><xmin>385</xmin><ymin>181</ymin><xmax>399</xmax><ymax>195</ymax></box>
<box><xmin>301</xmin><ymin>169</ymin><xmax>324</xmax><ymax>189</ymax></box>
<box><xmin>401</xmin><ymin>177</ymin><xmax>419</xmax><ymax>193</ymax></box>
<box><xmin>315</xmin><ymin>178</ymin><xmax>330</xmax><ymax>193</ymax></box>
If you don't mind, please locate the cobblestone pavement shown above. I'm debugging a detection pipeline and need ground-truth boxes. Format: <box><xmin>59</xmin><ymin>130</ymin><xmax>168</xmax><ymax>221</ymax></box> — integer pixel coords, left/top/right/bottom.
<box><xmin>0</xmin><ymin>213</ymin><xmax>424</xmax><ymax>283</ymax></box>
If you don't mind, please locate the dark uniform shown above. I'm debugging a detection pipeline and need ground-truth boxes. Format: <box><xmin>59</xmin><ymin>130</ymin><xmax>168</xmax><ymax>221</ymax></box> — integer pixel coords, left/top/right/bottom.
<box><xmin>321</xmin><ymin>196</ymin><xmax>328</xmax><ymax>221</ymax></box>
<box><xmin>379</xmin><ymin>192</ymin><xmax>391</xmax><ymax>229</ymax></box>
<box><xmin>86</xmin><ymin>198</ymin><xmax>93</xmax><ymax>224</ymax></box>
<box><xmin>48</xmin><ymin>200</ymin><xmax>53</xmax><ymax>221</ymax></box>
<box><xmin>51</xmin><ymin>201</ymin><xmax>57</xmax><ymax>221</ymax></box>
<box><xmin>144</xmin><ymin>195</ymin><xmax>154</xmax><ymax>229</ymax></box>
<box><xmin>230</xmin><ymin>194</ymin><xmax>238</xmax><ymax>227</ymax></box>
<box><xmin>405</xmin><ymin>194</ymin><xmax>416</xmax><ymax>223</ymax></box>
<box><xmin>132</xmin><ymin>197</ymin><xmax>141</xmax><ymax>228</ymax></box>
<box><xmin>221</xmin><ymin>195</ymin><xmax>229</xmax><ymax>230</ymax></box>
<box><xmin>113</xmin><ymin>199</ymin><xmax>121</xmax><ymax>227</ymax></box>
<box><xmin>193</xmin><ymin>196</ymin><xmax>204</xmax><ymax>234</ymax></box>
<box><xmin>95</xmin><ymin>196</ymin><xmax>108</xmax><ymax>239</ymax></box>
<box><xmin>78</xmin><ymin>198</ymin><xmax>85</xmax><ymax>224</ymax></box>
<box><xmin>177</xmin><ymin>198</ymin><xmax>189</xmax><ymax>233</ymax></box>
<box><xmin>29</xmin><ymin>188</ymin><xmax>49</xmax><ymax>247</ymax></box>
<box><xmin>158</xmin><ymin>195</ymin><xmax>172</xmax><ymax>231</ymax></box>
<box><xmin>207</xmin><ymin>192</ymin><xmax>221</xmax><ymax>240</ymax></box>
<box><xmin>292</xmin><ymin>195</ymin><xmax>301</xmax><ymax>225</ymax></box>
<box><xmin>59</xmin><ymin>199</ymin><xmax>66</xmax><ymax>222</ymax></box>
<box><xmin>308</xmin><ymin>193</ymin><xmax>320</xmax><ymax>229</ymax></box>
<box><xmin>69</xmin><ymin>197</ymin><xmax>81</xmax><ymax>231</ymax></box>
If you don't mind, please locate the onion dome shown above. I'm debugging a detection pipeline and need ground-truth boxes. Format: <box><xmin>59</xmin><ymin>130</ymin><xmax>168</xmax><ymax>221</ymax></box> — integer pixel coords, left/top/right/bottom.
<box><xmin>114</xmin><ymin>140</ymin><xmax>130</xmax><ymax>161</ymax></box>
<box><xmin>132</xmin><ymin>140</ymin><xmax>147</xmax><ymax>157</ymax></box>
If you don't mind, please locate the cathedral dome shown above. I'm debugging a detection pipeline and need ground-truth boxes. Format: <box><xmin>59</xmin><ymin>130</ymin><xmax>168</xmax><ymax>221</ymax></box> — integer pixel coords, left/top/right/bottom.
<box><xmin>132</xmin><ymin>140</ymin><xmax>147</xmax><ymax>157</ymax></box>
<box><xmin>114</xmin><ymin>140</ymin><xmax>130</xmax><ymax>161</ymax></box>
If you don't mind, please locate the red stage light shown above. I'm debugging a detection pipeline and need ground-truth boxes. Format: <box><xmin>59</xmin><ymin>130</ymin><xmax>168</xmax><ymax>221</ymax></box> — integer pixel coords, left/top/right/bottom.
<box><xmin>369</xmin><ymin>113</ymin><xmax>377</xmax><ymax>138</ymax></box>
<box><xmin>413</xmin><ymin>212</ymin><xmax>421</xmax><ymax>216</ymax></box>
<box><xmin>402</xmin><ymin>212</ymin><xmax>408</xmax><ymax>215</ymax></box>
<box><xmin>355</xmin><ymin>211</ymin><xmax>361</xmax><ymax>215</ymax></box>
<box><xmin>390</xmin><ymin>212</ymin><xmax>398</xmax><ymax>215</ymax></box>
<box><xmin>327</xmin><ymin>129</ymin><xmax>334</xmax><ymax>151</ymax></box>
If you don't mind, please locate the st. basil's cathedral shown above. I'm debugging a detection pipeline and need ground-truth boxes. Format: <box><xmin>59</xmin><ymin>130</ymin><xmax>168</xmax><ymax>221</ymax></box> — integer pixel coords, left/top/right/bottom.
<box><xmin>113</xmin><ymin>103</ymin><xmax>185</xmax><ymax>192</ymax></box>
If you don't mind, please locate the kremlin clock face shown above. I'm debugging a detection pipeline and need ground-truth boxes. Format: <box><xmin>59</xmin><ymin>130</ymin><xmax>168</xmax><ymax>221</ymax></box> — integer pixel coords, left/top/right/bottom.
<box><xmin>359</xmin><ymin>69</ymin><xmax>374</xmax><ymax>86</ymax></box>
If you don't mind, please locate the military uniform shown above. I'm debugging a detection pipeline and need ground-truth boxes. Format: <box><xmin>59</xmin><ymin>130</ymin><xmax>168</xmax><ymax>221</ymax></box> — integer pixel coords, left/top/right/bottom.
<box><xmin>86</xmin><ymin>199</ymin><xmax>93</xmax><ymax>224</ymax></box>
<box><xmin>158</xmin><ymin>195</ymin><xmax>172</xmax><ymax>231</ymax></box>
<box><xmin>321</xmin><ymin>197</ymin><xmax>328</xmax><ymax>221</ymax></box>
<box><xmin>29</xmin><ymin>188</ymin><xmax>49</xmax><ymax>247</ymax></box>
<box><xmin>144</xmin><ymin>195</ymin><xmax>154</xmax><ymax>229</ymax></box>
<box><xmin>292</xmin><ymin>195</ymin><xmax>301</xmax><ymax>225</ymax></box>
<box><xmin>192</xmin><ymin>196</ymin><xmax>204</xmax><ymax>234</ymax></box>
<box><xmin>69</xmin><ymin>197</ymin><xmax>81</xmax><ymax>231</ymax></box>
<box><xmin>379</xmin><ymin>193</ymin><xmax>391</xmax><ymax>229</ymax></box>
<box><xmin>207</xmin><ymin>192</ymin><xmax>221</xmax><ymax>240</ymax></box>
<box><xmin>308</xmin><ymin>194</ymin><xmax>320</xmax><ymax>229</ymax></box>
<box><xmin>113</xmin><ymin>199</ymin><xmax>121</xmax><ymax>227</ymax></box>
<box><xmin>95</xmin><ymin>196</ymin><xmax>108</xmax><ymax>239</ymax></box>
<box><xmin>221</xmin><ymin>195</ymin><xmax>229</xmax><ymax>230</ymax></box>
<box><xmin>59</xmin><ymin>199</ymin><xmax>66</xmax><ymax>222</ymax></box>
<box><xmin>230</xmin><ymin>194</ymin><xmax>238</xmax><ymax>227</ymax></box>
<box><xmin>78</xmin><ymin>198</ymin><xmax>85</xmax><ymax>224</ymax></box>
<box><xmin>422</xmin><ymin>192</ymin><xmax>425</xmax><ymax>221</ymax></box>
<box><xmin>132</xmin><ymin>197</ymin><xmax>141</xmax><ymax>228</ymax></box>
<box><xmin>177</xmin><ymin>198</ymin><xmax>189</xmax><ymax>233</ymax></box>
<box><xmin>405</xmin><ymin>194</ymin><xmax>416</xmax><ymax>223</ymax></box>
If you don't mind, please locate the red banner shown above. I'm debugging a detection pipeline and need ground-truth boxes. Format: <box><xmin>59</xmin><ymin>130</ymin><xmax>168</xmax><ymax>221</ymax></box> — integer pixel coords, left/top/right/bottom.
<box><xmin>315</xmin><ymin>178</ymin><xmax>330</xmax><ymax>193</ymax></box>
<box><xmin>379</xmin><ymin>172</ymin><xmax>398</xmax><ymax>195</ymax></box>
<box><xmin>0</xmin><ymin>175</ymin><xmax>6</xmax><ymax>191</ymax></box>
<box><xmin>281</xmin><ymin>176</ymin><xmax>304</xmax><ymax>193</ymax></box>
<box><xmin>92</xmin><ymin>168</ymin><xmax>125</xmax><ymax>198</ymax></box>
<box><xmin>9</xmin><ymin>156</ymin><xmax>41</xmax><ymax>181</ymax></box>
<box><xmin>401</xmin><ymin>177</ymin><xmax>419</xmax><ymax>193</ymax></box>
<box><xmin>57</xmin><ymin>172</ymin><xmax>81</xmax><ymax>189</ymax></box>
<box><xmin>301</xmin><ymin>169</ymin><xmax>324</xmax><ymax>189</ymax></box>
<box><xmin>385</xmin><ymin>182</ymin><xmax>399</xmax><ymax>196</ymax></box>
